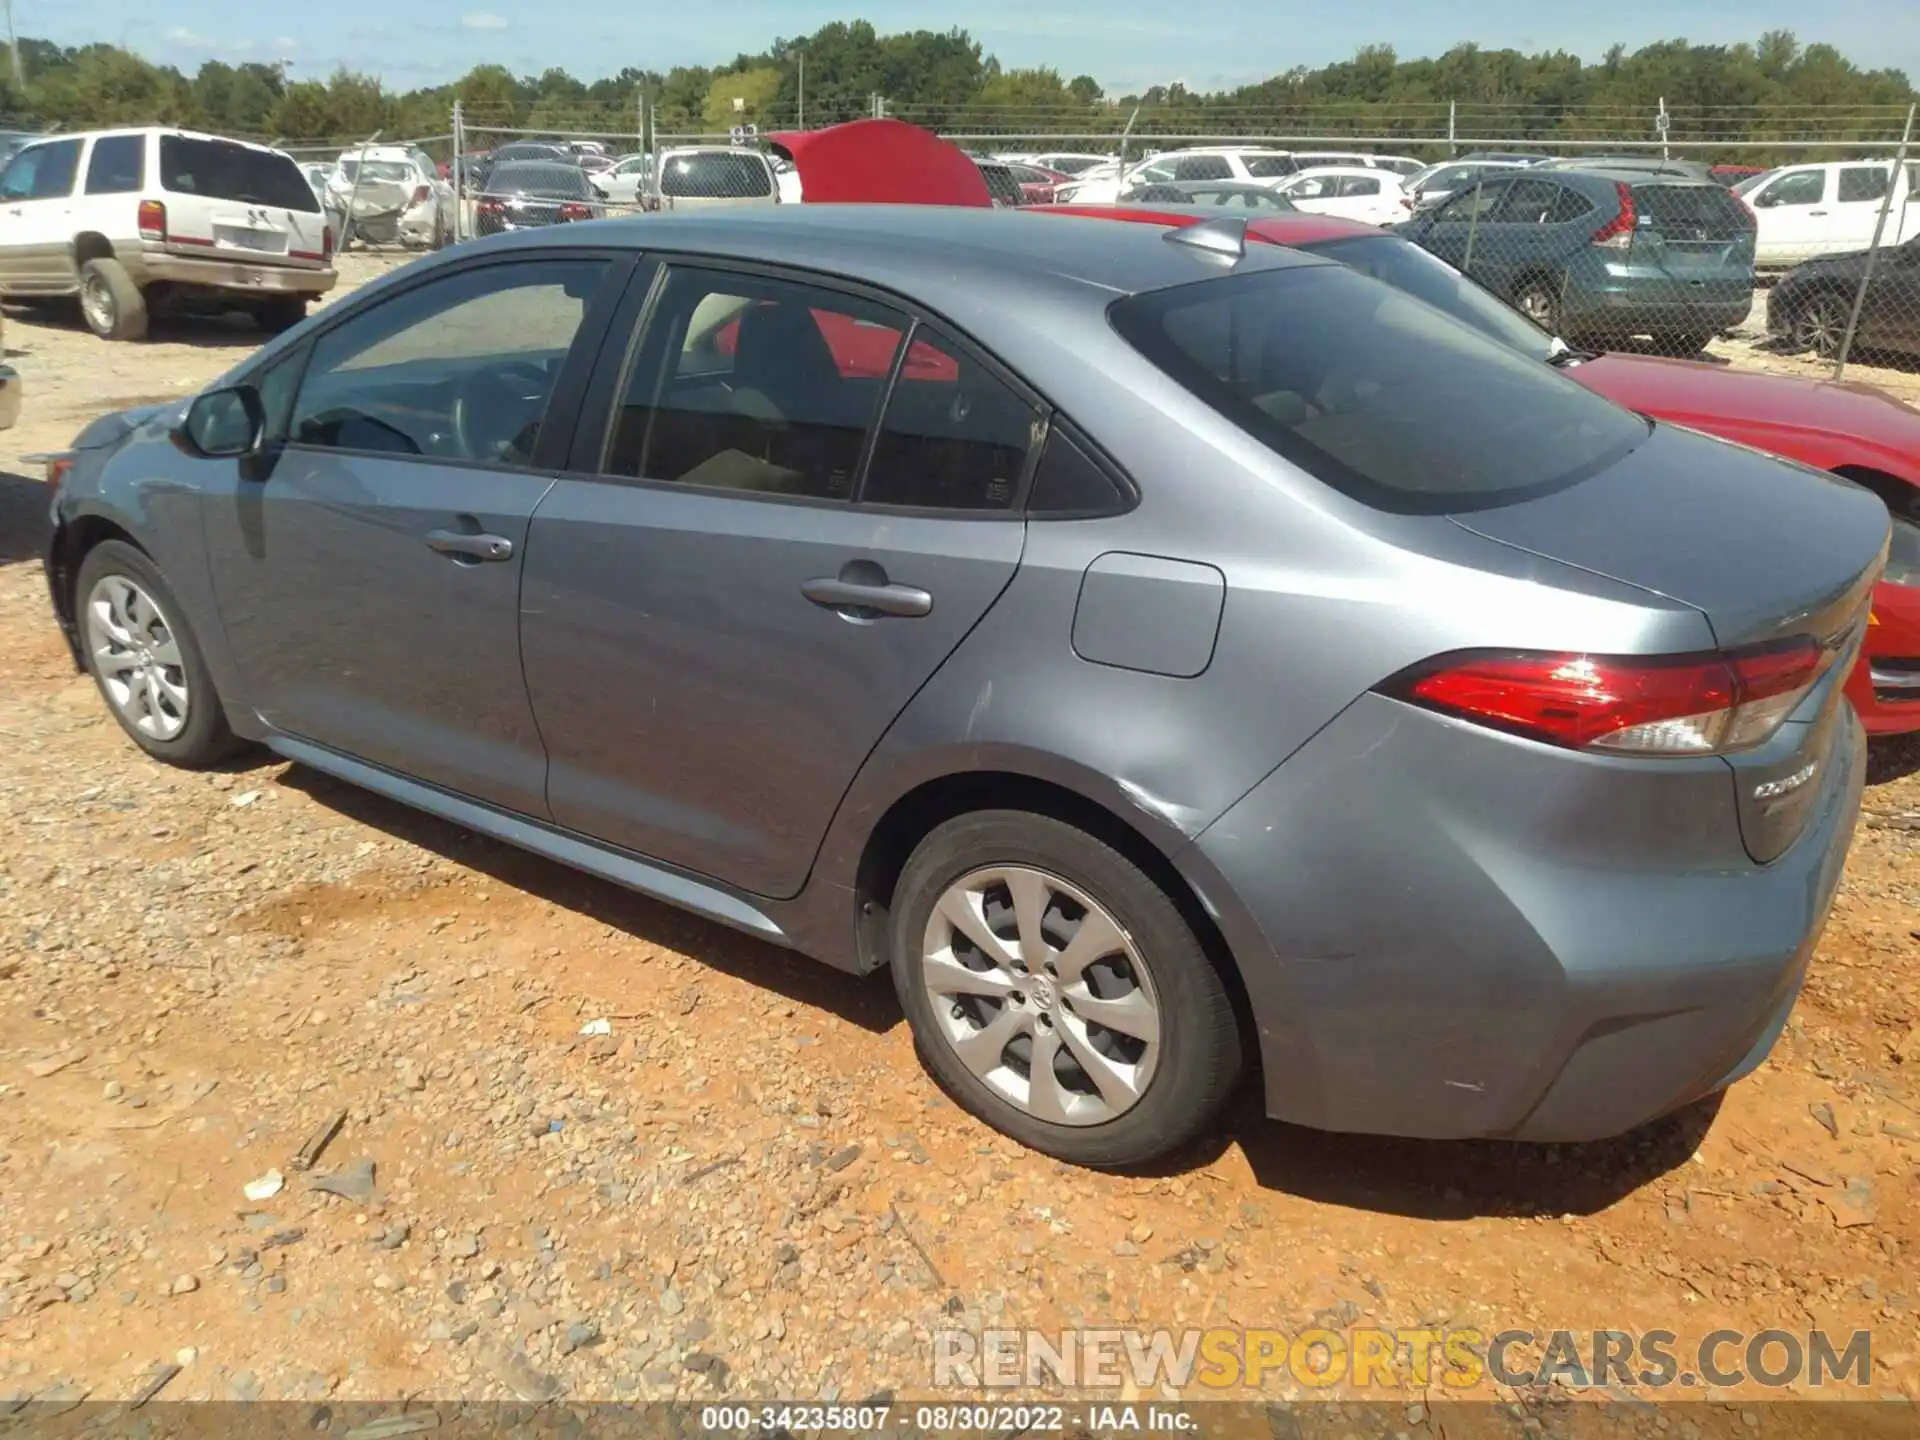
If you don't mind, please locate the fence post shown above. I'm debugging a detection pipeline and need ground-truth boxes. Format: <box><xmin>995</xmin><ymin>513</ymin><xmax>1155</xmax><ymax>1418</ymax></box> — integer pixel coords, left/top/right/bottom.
<box><xmin>451</xmin><ymin>99</ymin><xmax>465</xmax><ymax>243</ymax></box>
<box><xmin>1447</xmin><ymin>99</ymin><xmax>1456</xmax><ymax>158</ymax></box>
<box><xmin>1834</xmin><ymin>101</ymin><xmax>1917</xmax><ymax>381</ymax></box>
<box><xmin>1462</xmin><ymin>179</ymin><xmax>1484</xmax><ymax>276</ymax></box>
<box><xmin>1657</xmin><ymin>97</ymin><xmax>1670</xmax><ymax>163</ymax></box>
<box><xmin>1118</xmin><ymin>104</ymin><xmax>1140</xmax><ymax>172</ymax></box>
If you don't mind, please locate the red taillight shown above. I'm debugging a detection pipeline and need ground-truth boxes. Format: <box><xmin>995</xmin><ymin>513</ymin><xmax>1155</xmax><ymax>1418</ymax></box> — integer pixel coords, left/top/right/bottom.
<box><xmin>410</xmin><ymin>184</ymin><xmax>431</xmax><ymax>206</ymax></box>
<box><xmin>45</xmin><ymin>455</ymin><xmax>75</xmax><ymax>489</ymax></box>
<box><xmin>322</xmin><ymin>225</ymin><xmax>334</xmax><ymax>261</ymax></box>
<box><xmin>559</xmin><ymin>201</ymin><xmax>593</xmax><ymax>221</ymax></box>
<box><xmin>1590</xmin><ymin>181</ymin><xmax>1637</xmax><ymax>249</ymax></box>
<box><xmin>137</xmin><ymin>199</ymin><xmax>167</xmax><ymax>241</ymax></box>
<box><xmin>1388</xmin><ymin>640</ymin><xmax>1827</xmax><ymax>755</ymax></box>
<box><xmin>478</xmin><ymin>198</ymin><xmax>505</xmax><ymax>215</ymax></box>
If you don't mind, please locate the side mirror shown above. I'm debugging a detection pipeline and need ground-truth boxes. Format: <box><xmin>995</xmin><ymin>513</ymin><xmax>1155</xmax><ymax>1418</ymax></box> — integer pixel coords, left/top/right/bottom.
<box><xmin>174</xmin><ymin>384</ymin><xmax>265</xmax><ymax>460</ymax></box>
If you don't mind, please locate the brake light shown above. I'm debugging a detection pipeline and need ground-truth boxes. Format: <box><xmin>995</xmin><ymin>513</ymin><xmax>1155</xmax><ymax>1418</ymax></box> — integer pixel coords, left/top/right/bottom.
<box><xmin>559</xmin><ymin>201</ymin><xmax>593</xmax><ymax>222</ymax></box>
<box><xmin>478</xmin><ymin>198</ymin><xmax>505</xmax><ymax>215</ymax></box>
<box><xmin>410</xmin><ymin>185</ymin><xmax>431</xmax><ymax>206</ymax></box>
<box><xmin>1385</xmin><ymin>639</ymin><xmax>1827</xmax><ymax>755</ymax></box>
<box><xmin>1590</xmin><ymin>182</ymin><xmax>1637</xmax><ymax>248</ymax></box>
<box><xmin>137</xmin><ymin>199</ymin><xmax>167</xmax><ymax>241</ymax></box>
<box><xmin>322</xmin><ymin>224</ymin><xmax>334</xmax><ymax>261</ymax></box>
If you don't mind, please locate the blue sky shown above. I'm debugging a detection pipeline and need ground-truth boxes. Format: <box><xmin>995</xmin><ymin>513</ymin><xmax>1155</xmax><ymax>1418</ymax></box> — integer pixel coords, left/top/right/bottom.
<box><xmin>23</xmin><ymin>0</ymin><xmax>1916</xmax><ymax>95</ymax></box>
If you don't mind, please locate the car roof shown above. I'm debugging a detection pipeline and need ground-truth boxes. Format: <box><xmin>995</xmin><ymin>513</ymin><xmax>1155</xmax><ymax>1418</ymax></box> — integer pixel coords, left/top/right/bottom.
<box><xmin>1286</xmin><ymin>165</ymin><xmax>1399</xmax><ymax>180</ymax></box>
<box><xmin>486</xmin><ymin>204</ymin><xmax>1326</xmax><ymax>304</ymax></box>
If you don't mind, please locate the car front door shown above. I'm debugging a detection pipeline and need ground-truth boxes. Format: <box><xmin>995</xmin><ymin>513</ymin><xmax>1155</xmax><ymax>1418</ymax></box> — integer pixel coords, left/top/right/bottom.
<box><xmin>1750</xmin><ymin>167</ymin><xmax>1829</xmax><ymax>265</ymax></box>
<box><xmin>0</xmin><ymin>137</ymin><xmax>82</xmax><ymax>291</ymax></box>
<box><xmin>201</xmin><ymin>251</ymin><xmax>624</xmax><ymax>815</ymax></box>
<box><xmin>520</xmin><ymin>262</ymin><xmax>1037</xmax><ymax>898</ymax></box>
<box><xmin>1411</xmin><ymin>175</ymin><xmax>1514</xmax><ymax>276</ymax></box>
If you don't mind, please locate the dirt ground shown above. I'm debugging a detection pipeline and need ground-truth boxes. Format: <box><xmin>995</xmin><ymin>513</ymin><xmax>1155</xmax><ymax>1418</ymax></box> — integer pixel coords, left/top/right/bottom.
<box><xmin>0</xmin><ymin>252</ymin><xmax>1918</xmax><ymax>1419</ymax></box>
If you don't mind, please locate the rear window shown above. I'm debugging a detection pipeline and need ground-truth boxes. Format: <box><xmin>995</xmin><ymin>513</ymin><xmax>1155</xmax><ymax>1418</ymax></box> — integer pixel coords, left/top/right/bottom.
<box><xmin>660</xmin><ymin>152</ymin><xmax>773</xmax><ymax>199</ymax></box>
<box><xmin>1631</xmin><ymin>182</ymin><xmax>1752</xmax><ymax>240</ymax></box>
<box><xmin>1307</xmin><ymin>233</ymin><xmax>1557</xmax><ymax>362</ymax></box>
<box><xmin>160</xmin><ymin>136</ymin><xmax>318</xmax><ymax>212</ymax></box>
<box><xmin>488</xmin><ymin>163</ymin><xmax>591</xmax><ymax>197</ymax></box>
<box><xmin>341</xmin><ymin>159</ymin><xmax>414</xmax><ymax>185</ymax></box>
<box><xmin>1109</xmin><ymin>266</ymin><xmax>1648</xmax><ymax>514</ymax></box>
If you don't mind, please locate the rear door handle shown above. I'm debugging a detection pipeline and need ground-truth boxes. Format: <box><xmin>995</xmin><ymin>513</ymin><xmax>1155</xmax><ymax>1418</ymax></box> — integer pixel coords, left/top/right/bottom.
<box><xmin>801</xmin><ymin>576</ymin><xmax>932</xmax><ymax>618</ymax></box>
<box><xmin>425</xmin><ymin>529</ymin><xmax>513</xmax><ymax>562</ymax></box>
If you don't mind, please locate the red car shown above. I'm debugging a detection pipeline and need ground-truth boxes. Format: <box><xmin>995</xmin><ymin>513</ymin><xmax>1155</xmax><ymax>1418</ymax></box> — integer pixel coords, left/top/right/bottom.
<box><xmin>1039</xmin><ymin>204</ymin><xmax>1920</xmax><ymax>735</ymax></box>
<box><xmin>1003</xmin><ymin>161</ymin><xmax>1074</xmax><ymax>205</ymax></box>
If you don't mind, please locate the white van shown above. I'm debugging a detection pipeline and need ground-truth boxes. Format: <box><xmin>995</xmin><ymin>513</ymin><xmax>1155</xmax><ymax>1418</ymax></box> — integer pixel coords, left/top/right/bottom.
<box><xmin>653</xmin><ymin>148</ymin><xmax>780</xmax><ymax>212</ymax></box>
<box><xmin>0</xmin><ymin>126</ymin><xmax>336</xmax><ymax>340</ymax></box>
<box><xmin>1747</xmin><ymin>159</ymin><xmax>1920</xmax><ymax>268</ymax></box>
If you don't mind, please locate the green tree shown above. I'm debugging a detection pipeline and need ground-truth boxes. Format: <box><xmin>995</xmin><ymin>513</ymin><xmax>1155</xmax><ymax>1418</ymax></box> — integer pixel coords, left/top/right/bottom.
<box><xmin>704</xmin><ymin>66</ymin><xmax>781</xmax><ymax>130</ymax></box>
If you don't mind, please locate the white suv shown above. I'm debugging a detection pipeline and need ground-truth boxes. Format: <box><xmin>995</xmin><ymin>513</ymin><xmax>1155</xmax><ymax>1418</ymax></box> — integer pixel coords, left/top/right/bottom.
<box><xmin>0</xmin><ymin>127</ymin><xmax>336</xmax><ymax>341</ymax></box>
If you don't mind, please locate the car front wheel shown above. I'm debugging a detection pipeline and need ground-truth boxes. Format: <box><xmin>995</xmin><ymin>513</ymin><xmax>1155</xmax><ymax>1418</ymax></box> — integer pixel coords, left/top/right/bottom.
<box><xmin>890</xmin><ymin>810</ymin><xmax>1243</xmax><ymax>1169</ymax></box>
<box><xmin>75</xmin><ymin>540</ymin><xmax>245</xmax><ymax>768</ymax></box>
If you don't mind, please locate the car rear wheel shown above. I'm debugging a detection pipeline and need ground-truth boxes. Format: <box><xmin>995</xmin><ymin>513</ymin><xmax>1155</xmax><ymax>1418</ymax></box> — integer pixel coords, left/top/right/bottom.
<box><xmin>1511</xmin><ymin>277</ymin><xmax>1562</xmax><ymax>336</ymax></box>
<box><xmin>78</xmin><ymin>258</ymin><xmax>148</xmax><ymax>341</ymax></box>
<box><xmin>76</xmin><ymin>540</ymin><xmax>245</xmax><ymax>768</ymax></box>
<box><xmin>1792</xmin><ymin>291</ymin><xmax>1852</xmax><ymax>358</ymax></box>
<box><xmin>890</xmin><ymin>810</ymin><xmax>1242</xmax><ymax>1169</ymax></box>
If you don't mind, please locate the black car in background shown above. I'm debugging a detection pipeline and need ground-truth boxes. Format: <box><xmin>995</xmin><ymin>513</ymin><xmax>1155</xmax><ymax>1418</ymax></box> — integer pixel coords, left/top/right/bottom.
<box><xmin>469</xmin><ymin>141</ymin><xmax>576</xmax><ymax>192</ymax></box>
<box><xmin>1770</xmin><ymin>233</ymin><xmax>1920</xmax><ymax>360</ymax></box>
<box><xmin>474</xmin><ymin>161</ymin><xmax>604</xmax><ymax>234</ymax></box>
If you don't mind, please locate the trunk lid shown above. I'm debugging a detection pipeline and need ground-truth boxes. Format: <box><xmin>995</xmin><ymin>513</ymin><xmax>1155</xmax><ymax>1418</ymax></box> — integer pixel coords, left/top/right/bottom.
<box><xmin>1452</xmin><ymin>421</ymin><xmax>1884</xmax><ymax>863</ymax></box>
<box><xmin>1449</xmin><ymin>421</ymin><xmax>1885</xmax><ymax>652</ymax></box>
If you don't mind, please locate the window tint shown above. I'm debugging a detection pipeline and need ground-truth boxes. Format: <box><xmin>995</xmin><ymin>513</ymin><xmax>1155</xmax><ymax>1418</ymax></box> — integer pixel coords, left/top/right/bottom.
<box><xmin>1547</xmin><ymin>187</ymin><xmax>1595</xmax><ymax>222</ymax></box>
<box><xmin>1758</xmin><ymin>170</ymin><xmax>1824</xmax><ymax>207</ymax></box>
<box><xmin>658</xmin><ymin>151</ymin><xmax>773</xmax><ymax>199</ymax></box>
<box><xmin>861</xmin><ymin>329</ymin><xmax>1041</xmax><ymax>511</ymax></box>
<box><xmin>161</xmin><ymin>136</ymin><xmax>318</xmax><ymax>212</ymax></box>
<box><xmin>1338</xmin><ymin>175</ymin><xmax>1382</xmax><ymax>197</ymax></box>
<box><xmin>5</xmin><ymin>139</ymin><xmax>81</xmax><ymax>200</ymax></box>
<box><xmin>1173</xmin><ymin>155</ymin><xmax>1233</xmax><ymax>181</ymax></box>
<box><xmin>1109</xmin><ymin>266</ymin><xmax>1647</xmax><ymax>514</ymax></box>
<box><xmin>1490</xmin><ymin>179</ymin><xmax>1563</xmax><ymax>223</ymax></box>
<box><xmin>1243</xmin><ymin>155</ymin><xmax>1297</xmax><ymax>178</ymax></box>
<box><xmin>1433</xmin><ymin>178</ymin><xmax>1510</xmax><ymax>221</ymax></box>
<box><xmin>290</xmin><ymin>259</ymin><xmax>607</xmax><ymax>465</ymax></box>
<box><xmin>84</xmin><ymin>135</ymin><xmax>145</xmax><ymax>195</ymax></box>
<box><xmin>1028</xmin><ymin>425</ymin><xmax>1131</xmax><ymax>517</ymax></box>
<box><xmin>1837</xmin><ymin>166</ymin><xmax>1890</xmax><ymax>203</ymax></box>
<box><xmin>605</xmin><ymin>269</ymin><xmax>906</xmax><ymax>500</ymax></box>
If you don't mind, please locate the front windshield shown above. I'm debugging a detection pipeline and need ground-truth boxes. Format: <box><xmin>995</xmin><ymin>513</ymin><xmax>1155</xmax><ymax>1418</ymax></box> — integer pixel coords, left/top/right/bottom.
<box><xmin>1306</xmin><ymin>233</ymin><xmax>1560</xmax><ymax>364</ymax></box>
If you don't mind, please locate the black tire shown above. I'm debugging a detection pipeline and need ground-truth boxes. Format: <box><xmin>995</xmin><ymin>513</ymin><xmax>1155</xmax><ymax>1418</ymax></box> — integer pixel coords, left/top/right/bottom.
<box><xmin>1792</xmin><ymin>291</ymin><xmax>1851</xmax><ymax>359</ymax></box>
<box><xmin>73</xmin><ymin>540</ymin><xmax>246</xmax><ymax>769</ymax></box>
<box><xmin>78</xmin><ymin>257</ymin><xmax>148</xmax><ymax>341</ymax></box>
<box><xmin>253</xmin><ymin>295</ymin><xmax>308</xmax><ymax>335</ymax></box>
<box><xmin>1510</xmin><ymin>276</ymin><xmax>1563</xmax><ymax>337</ymax></box>
<box><xmin>889</xmin><ymin>810</ymin><xmax>1242</xmax><ymax>1169</ymax></box>
<box><xmin>1655</xmin><ymin>331</ymin><xmax>1712</xmax><ymax>357</ymax></box>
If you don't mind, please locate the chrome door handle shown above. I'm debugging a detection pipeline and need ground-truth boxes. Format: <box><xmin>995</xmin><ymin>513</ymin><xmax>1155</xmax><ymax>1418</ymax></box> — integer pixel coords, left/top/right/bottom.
<box><xmin>425</xmin><ymin>529</ymin><xmax>513</xmax><ymax>562</ymax></box>
<box><xmin>801</xmin><ymin>576</ymin><xmax>932</xmax><ymax>617</ymax></box>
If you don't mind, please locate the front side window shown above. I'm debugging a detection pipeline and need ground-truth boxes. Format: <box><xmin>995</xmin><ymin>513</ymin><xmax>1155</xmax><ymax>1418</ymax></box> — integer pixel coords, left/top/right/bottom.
<box><xmin>1244</xmin><ymin>155</ymin><xmax>1297</xmax><ymax>178</ymax></box>
<box><xmin>1173</xmin><ymin>155</ymin><xmax>1232</xmax><ymax>181</ymax></box>
<box><xmin>5</xmin><ymin>139</ymin><xmax>81</xmax><ymax>200</ymax></box>
<box><xmin>289</xmin><ymin>258</ymin><xmax>608</xmax><ymax>465</ymax></box>
<box><xmin>604</xmin><ymin>269</ymin><xmax>908</xmax><ymax>500</ymax></box>
<box><xmin>84</xmin><ymin>135</ymin><xmax>145</xmax><ymax>195</ymax></box>
<box><xmin>1286</xmin><ymin>175</ymin><xmax>1337</xmax><ymax>200</ymax></box>
<box><xmin>1490</xmin><ymin>179</ymin><xmax>1565</xmax><ymax>224</ymax></box>
<box><xmin>1109</xmin><ymin>265</ymin><xmax>1647</xmax><ymax>514</ymax></box>
<box><xmin>1757</xmin><ymin>169</ymin><xmax>1825</xmax><ymax>208</ymax></box>
<box><xmin>1432</xmin><ymin>178</ymin><xmax>1512</xmax><ymax>222</ymax></box>
<box><xmin>1339</xmin><ymin>176</ymin><xmax>1383</xmax><ymax>198</ymax></box>
<box><xmin>861</xmin><ymin>329</ymin><xmax>1042</xmax><ymax>511</ymax></box>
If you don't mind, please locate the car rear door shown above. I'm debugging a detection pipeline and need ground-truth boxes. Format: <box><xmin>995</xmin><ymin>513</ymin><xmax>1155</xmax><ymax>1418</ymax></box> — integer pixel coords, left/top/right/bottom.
<box><xmin>519</xmin><ymin>260</ymin><xmax>1037</xmax><ymax>899</ymax></box>
<box><xmin>201</xmin><ymin>250</ymin><xmax>626</xmax><ymax>815</ymax></box>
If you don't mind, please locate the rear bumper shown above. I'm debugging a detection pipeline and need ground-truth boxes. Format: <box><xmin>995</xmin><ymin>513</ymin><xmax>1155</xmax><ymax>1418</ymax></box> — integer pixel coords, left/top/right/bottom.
<box><xmin>126</xmin><ymin>246</ymin><xmax>336</xmax><ymax>296</ymax></box>
<box><xmin>0</xmin><ymin>363</ymin><xmax>20</xmax><ymax>431</ymax></box>
<box><xmin>1564</xmin><ymin>283</ymin><xmax>1754</xmax><ymax>336</ymax></box>
<box><xmin>1183</xmin><ymin>691</ymin><xmax>1864</xmax><ymax>1142</ymax></box>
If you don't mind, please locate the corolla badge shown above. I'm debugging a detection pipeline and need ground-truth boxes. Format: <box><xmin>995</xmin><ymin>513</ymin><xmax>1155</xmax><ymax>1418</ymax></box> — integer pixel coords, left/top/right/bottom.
<box><xmin>1753</xmin><ymin>761</ymin><xmax>1818</xmax><ymax>802</ymax></box>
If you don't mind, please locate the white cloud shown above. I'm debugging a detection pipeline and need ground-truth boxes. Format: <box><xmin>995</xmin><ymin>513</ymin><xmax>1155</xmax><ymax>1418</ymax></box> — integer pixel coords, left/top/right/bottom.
<box><xmin>460</xmin><ymin>12</ymin><xmax>509</xmax><ymax>31</ymax></box>
<box><xmin>164</xmin><ymin>26</ymin><xmax>202</xmax><ymax>44</ymax></box>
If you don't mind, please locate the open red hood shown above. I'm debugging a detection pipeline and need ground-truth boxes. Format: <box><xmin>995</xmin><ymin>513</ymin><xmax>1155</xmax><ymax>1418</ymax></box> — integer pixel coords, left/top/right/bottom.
<box><xmin>768</xmin><ymin>118</ymin><xmax>991</xmax><ymax>207</ymax></box>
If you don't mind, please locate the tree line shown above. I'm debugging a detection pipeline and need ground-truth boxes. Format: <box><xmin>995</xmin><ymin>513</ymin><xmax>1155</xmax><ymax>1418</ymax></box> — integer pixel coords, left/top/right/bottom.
<box><xmin>0</xmin><ymin>23</ymin><xmax>1911</xmax><ymax>153</ymax></box>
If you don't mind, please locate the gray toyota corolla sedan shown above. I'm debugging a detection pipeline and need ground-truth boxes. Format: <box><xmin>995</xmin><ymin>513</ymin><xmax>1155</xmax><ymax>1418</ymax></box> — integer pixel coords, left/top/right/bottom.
<box><xmin>40</xmin><ymin>206</ymin><xmax>1887</xmax><ymax>1168</ymax></box>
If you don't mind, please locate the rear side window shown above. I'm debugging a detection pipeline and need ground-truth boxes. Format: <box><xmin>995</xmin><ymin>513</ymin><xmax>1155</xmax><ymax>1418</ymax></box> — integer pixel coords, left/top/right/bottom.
<box><xmin>1244</xmin><ymin>156</ymin><xmax>1296</xmax><ymax>178</ymax></box>
<box><xmin>1109</xmin><ymin>266</ymin><xmax>1648</xmax><ymax>514</ymax></box>
<box><xmin>161</xmin><ymin>136</ymin><xmax>319</xmax><ymax>212</ymax></box>
<box><xmin>1837</xmin><ymin>166</ymin><xmax>1890</xmax><ymax>203</ymax></box>
<box><xmin>659</xmin><ymin>152</ymin><xmax>773</xmax><ymax>199</ymax></box>
<box><xmin>1173</xmin><ymin>155</ymin><xmax>1232</xmax><ymax>181</ymax></box>
<box><xmin>1489</xmin><ymin>179</ymin><xmax>1563</xmax><ymax>223</ymax></box>
<box><xmin>1338</xmin><ymin>176</ymin><xmax>1382</xmax><ymax>197</ymax></box>
<box><xmin>861</xmin><ymin>329</ymin><xmax>1041</xmax><ymax>511</ymax></box>
<box><xmin>1028</xmin><ymin>425</ymin><xmax>1133</xmax><ymax>517</ymax></box>
<box><xmin>1633</xmin><ymin>183</ymin><xmax>1753</xmax><ymax>240</ymax></box>
<box><xmin>84</xmin><ymin>135</ymin><xmax>144</xmax><ymax>195</ymax></box>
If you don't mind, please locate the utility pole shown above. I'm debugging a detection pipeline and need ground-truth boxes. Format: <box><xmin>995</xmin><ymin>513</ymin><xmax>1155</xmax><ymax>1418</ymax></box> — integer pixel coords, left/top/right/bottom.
<box><xmin>787</xmin><ymin>46</ymin><xmax>804</xmax><ymax>131</ymax></box>
<box><xmin>5</xmin><ymin>0</ymin><xmax>24</xmax><ymax>95</ymax></box>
